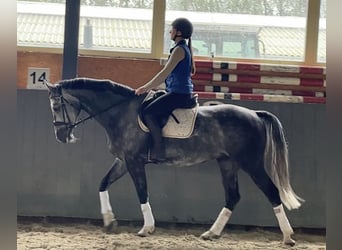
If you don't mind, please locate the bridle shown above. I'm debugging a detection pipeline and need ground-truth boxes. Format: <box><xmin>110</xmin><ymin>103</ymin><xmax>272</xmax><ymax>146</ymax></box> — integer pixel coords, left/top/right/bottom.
<box><xmin>51</xmin><ymin>95</ymin><xmax>75</xmax><ymax>128</ymax></box>
<box><xmin>51</xmin><ymin>90</ymin><xmax>127</xmax><ymax>130</ymax></box>
<box><xmin>51</xmin><ymin>94</ymin><xmax>86</xmax><ymax>129</ymax></box>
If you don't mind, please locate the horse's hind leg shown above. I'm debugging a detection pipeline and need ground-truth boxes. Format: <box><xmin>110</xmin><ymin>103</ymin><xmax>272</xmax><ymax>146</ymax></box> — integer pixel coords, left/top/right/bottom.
<box><xmin>247</xmin><ymin>163</ymin><xmax>295</xmax><ymax>246</ymax></box>
<box><xmin>201</xmin><ymin>157</ymin><xmax>240</xmax><ymax>240</ymax></box>
<box><xmin>99</xmin><ymin>157</ymin><xmax>127</xmax><ymax>233</ymax></box>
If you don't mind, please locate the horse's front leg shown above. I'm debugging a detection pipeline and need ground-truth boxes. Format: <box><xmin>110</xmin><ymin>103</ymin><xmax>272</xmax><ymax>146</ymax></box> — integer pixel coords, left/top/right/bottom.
<box><xmin>99</xmin><ymin>157</ymin><xmax>127</xmax><ymax>233</ymax></box>
<box><xmin>126</xmin><ymin>158</ymin><xmax>155</xmax><ymax>237</ymax></box>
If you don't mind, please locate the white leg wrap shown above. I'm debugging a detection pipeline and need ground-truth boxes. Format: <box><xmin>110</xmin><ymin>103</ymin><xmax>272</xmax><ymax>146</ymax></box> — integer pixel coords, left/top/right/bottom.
<box><xmin>274</xmin><ymin>204</ymin><xmax>294</xmax><ymax>236</ymax></box>
<box><xmin>141</xmin><ymin>202</ymin><xmax>155</xmax><ymax>227</ymax></box>
<box><xmin>99</xmin><ymin>191</ymin><xmax>112</xmax><ymax>214</ymax></box>
<box><xmin>210</xmin><ymin>207</ymin><xmax>232</xmax><ymax>236</ymax></box>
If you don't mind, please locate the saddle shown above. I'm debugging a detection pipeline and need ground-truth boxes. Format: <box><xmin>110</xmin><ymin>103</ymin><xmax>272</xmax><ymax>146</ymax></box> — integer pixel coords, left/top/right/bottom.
<box><xmin>138</xmin><ymin>90</ymin><xmax>199</xmax><ymax>138</ymax></box>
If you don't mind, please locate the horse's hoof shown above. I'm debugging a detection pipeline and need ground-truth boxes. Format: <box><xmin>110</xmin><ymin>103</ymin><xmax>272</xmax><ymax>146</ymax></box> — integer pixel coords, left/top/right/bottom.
<box><xmin>283</xmin><ymin>234</ymin><xmax>296</xmax><ymax>246</ymax></box>
<box><xmin>102</xmin><ymin>212</ymin><xmax>119</xmax><ymax>234</ymax></box>
<box><xmin>103</xmin><ymin>220</ymin><xmax>119</xmax><ymax>234</ymax></box>
<box><xmin>284</xmin><ymin>238</ymin><xmax>296</xmax><ymax>247</ymax></box>
<box><xmin>137</xmin><ymin>225</ymin><xmax>155</xmax><ymax>237</ymax></box>
<box><xmin>200</xmin><ymin>230</ymin><xmax>221</xmax><ymax>241</ymax></box>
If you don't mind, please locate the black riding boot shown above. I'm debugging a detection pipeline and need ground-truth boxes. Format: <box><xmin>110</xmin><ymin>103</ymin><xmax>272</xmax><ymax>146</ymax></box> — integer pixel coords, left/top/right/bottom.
<box><xmin>144</xmin><ymin>115</ymin><xmax>166</xmax><ymax>163</ymax></box>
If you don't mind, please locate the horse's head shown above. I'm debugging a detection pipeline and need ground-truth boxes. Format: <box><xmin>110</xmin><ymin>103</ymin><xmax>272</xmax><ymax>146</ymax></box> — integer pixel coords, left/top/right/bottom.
<box><xmin>45</xmin><ymin>80</ymin><xmax>81</xmax><ymax>143</ymax></box>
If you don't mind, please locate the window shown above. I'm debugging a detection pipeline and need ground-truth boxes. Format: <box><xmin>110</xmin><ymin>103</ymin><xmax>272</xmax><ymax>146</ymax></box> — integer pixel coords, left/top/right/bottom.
<box><xmin>17</xmin><ymin>0</ymin><xmax>154</xmax><ymax>55</ymax></box>
<box><xmin>79</xmin><ymin>0</ymin><xmax>153</xmax><ymax>54</ymax></box>
<box><xmin>17</xmin><ymin>1</ymin><xmax>66</xmax><ymax>49</ymax></box>
<box><xmin>164</xmin><ymin>0</ymin><xmax>310</xmax><ymax>61</ymax></box>
<box><xmin>17</xmin><ymin>0</ymin><xmax>326</xmax><ymax>65</ymax></box>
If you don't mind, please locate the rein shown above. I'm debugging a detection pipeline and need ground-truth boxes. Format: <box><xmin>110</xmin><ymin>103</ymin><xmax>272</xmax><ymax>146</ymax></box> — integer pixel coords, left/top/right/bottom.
<box><xmin>55</xmin><ymin>93</ymin><xmax>130</xmax><ymax>129</ymax></box>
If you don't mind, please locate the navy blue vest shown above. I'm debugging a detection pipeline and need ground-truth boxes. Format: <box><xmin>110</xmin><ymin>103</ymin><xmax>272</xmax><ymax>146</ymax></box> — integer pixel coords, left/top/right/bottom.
<box><xmin>165</xmin><ymin>40</ymin><xmax>193</xmax><ymax>94</ymax></box>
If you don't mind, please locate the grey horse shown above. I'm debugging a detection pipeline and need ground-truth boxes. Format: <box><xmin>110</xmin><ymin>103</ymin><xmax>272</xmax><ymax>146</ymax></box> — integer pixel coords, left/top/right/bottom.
<box><xmin>45</xmin><ymin>77</ymin><xmax>303</xmax><ymax>246</ymax></box>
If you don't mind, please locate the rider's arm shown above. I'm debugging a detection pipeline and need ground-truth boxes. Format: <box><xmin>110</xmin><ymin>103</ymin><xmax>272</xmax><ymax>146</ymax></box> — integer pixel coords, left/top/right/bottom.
<box><xmin>135</xmin><ymin>47</ymin><xmax>185</xmax><ymax>95</ymax></box>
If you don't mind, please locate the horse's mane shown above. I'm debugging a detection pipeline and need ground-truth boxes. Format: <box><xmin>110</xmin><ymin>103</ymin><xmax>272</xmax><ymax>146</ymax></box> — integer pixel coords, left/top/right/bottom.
<box><xmin>58</xmin><ymin>77</ymin><xmax>136</xmax><ymax>98</ymax></box>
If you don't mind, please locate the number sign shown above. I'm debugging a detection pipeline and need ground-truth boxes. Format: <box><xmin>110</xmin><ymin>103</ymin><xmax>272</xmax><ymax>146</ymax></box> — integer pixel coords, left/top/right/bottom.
<box><xmin>27</xmin><ymin>67</ymin><xmax>50</xmax><ymax>90</ymax></box>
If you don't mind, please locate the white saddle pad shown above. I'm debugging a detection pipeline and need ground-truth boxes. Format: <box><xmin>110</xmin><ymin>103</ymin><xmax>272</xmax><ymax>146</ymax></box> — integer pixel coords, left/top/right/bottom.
<box><xmin>138</xmin><ymin>105</ymin><xmax>198</xmax><ymax>139</ymax></box>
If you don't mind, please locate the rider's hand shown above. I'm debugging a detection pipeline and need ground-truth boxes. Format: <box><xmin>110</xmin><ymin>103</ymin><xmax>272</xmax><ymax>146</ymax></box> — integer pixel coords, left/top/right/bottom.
<box><xmin>135</xmin><ymin>86</ymin><xmax>147</xmax><ymax>95</ymax></box>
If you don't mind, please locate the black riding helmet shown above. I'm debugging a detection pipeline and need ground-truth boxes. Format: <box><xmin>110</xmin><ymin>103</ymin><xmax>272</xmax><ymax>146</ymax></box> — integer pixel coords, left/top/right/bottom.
<box><xmin>171</xmin><ymin>17</ymin><xmax>193</xmax><ymax>40</ymax></box>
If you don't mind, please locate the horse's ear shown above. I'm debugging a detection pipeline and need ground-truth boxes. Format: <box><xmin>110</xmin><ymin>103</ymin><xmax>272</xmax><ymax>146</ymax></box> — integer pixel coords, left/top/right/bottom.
<box><xmin>44</xmin><ymin>79</ymin><xmax>55</xmax><ymax>90</ymax></box>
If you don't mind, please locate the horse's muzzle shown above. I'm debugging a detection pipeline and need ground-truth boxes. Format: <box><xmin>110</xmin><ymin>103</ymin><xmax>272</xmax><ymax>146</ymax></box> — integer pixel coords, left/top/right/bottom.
<box><xmin>55</xmin><ymin>127</ymin><xmax>77</xmax><ymax>143</ymax></box>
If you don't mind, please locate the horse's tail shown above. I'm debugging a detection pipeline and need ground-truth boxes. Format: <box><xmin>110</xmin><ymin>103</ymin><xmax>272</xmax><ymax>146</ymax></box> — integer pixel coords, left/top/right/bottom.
<box><xmin>256</xmin><ymin>111</ymin><xmax>304</xmax><ymax>210</ymax></box>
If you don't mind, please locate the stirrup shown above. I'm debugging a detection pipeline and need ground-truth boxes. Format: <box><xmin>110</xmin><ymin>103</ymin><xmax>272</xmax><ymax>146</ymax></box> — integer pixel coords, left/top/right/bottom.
<box><xmin>147</xmin><ymin>158</ymin><xmax>166</xmax><ymax>164</ymax></box>
<box><xmin>148</xmin><ymin>155</ymin><xmax>166</xmax><ymax>164</ymax></box>
<box><xmin>147</xmin><ymin>147</ymin><xmax>166</xmax><ymax>163</ymax></box>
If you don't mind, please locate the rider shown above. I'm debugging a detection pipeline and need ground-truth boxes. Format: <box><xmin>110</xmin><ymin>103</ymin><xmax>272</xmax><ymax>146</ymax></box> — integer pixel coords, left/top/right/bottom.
<box><xmin>135</xmin><ymin>17</ymin><xmax>196</xmax><ymax>163</ymax></box>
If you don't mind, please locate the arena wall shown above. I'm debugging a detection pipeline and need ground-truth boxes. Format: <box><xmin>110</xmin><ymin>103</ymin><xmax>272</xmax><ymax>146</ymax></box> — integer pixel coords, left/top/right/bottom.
<box><xmin>17</xmin><ymin>88</ymin><xmax>326</xmax><ymax>228</ymax></box>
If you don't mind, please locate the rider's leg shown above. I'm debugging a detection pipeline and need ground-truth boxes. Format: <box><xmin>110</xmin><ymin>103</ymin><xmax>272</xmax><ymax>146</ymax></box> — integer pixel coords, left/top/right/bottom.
<box><xmin>144</xmin><ymin>113</ymin><xmax>166</xmax><ymax>162</ymax></box>
<box><xmin>143</xmin><ymin>92</ymin><xmax>192</xmax><ymax>162</ymax></box>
